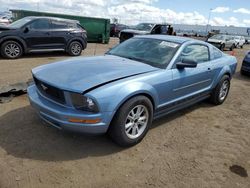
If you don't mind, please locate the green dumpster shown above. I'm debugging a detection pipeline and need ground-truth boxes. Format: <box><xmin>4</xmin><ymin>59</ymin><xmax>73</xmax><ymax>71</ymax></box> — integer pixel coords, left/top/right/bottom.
<box><xmin>11</xmin><ymin>9</ymin><xmax>110</xmax><ymax>44</ymax></box>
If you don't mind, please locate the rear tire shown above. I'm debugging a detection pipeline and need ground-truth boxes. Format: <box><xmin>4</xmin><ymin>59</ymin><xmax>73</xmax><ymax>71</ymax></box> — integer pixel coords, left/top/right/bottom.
<box><xmin>68</xmin><ymin>41</ymin><xmax>83</xmax><ymax>56</ymax></box>
<box><xmin>108</xmin><ymin>96</ymin><xmax>153</xmax><ymax>147</ymax></box>
<box><xmin>210</xmin><ymin>75</ymin><xmax>230</xmax><ymax>105</ymax></box>
<box><xmin>1</xmin><ymin>41</ymin><xmax>23</xmax><ymax>59</ymax></box>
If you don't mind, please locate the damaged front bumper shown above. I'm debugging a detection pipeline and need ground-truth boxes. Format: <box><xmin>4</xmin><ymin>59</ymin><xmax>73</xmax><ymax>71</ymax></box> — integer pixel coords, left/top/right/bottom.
<box><xmin>27</xmin><ymin>84</ymin><xmax>112</xmax><ymax>134</ymax></box>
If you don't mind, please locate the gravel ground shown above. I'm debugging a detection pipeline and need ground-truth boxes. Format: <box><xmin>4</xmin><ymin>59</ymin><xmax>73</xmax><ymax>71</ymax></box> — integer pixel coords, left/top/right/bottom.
<box><xmin>0</xmin><ymin>38</ymin><xmax>250</xmax><ymax>188</ymax></box>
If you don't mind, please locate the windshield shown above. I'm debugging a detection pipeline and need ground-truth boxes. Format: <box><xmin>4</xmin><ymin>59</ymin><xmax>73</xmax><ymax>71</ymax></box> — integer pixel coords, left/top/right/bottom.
<box><xmin>134</xmin><ymin>23</ymin><xmax>154</xmax><ymax>31</ymax></box>
<box><xmin>9</xmin><ymin>18</ymin><xmax>32</xmax><ymax>28</ymax></box>
<box><xmin>210</xmin><ymin>35</ymin><xmax>225</xmax><ymax>40</ymax></box>
<box><xmin>107</xmin><ymin>38</ymin><xmax>180</xmax><ymax>69</ymax></box>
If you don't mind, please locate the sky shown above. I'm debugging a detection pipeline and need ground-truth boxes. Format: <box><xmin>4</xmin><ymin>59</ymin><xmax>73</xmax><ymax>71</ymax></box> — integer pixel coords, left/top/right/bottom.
<box><xmin>0</xmin><ymin>0</ymin><xmax>250</xmax><ymax>27</ymax></box>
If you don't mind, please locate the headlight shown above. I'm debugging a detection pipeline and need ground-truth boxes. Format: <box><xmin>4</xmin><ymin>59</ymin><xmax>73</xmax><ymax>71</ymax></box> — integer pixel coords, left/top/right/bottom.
<box><xmin>70</xmin><ymin>93</ymin><xmax>99</xmax><ymax>113</ymax></box>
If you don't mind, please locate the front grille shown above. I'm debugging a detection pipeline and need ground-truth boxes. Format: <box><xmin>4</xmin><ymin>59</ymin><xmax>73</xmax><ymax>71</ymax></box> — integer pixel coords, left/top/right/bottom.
<box><xmin>34</xmin><ymin>77</ymin><xmax>65</xmax><ymax>104</ymax></box>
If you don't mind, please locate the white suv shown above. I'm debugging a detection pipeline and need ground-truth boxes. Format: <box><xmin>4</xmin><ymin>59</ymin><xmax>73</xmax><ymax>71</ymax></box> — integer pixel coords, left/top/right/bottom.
<box><xmin>233</xmin><ymin>36</ymin><xmax>245</xmax><ymax>48</ymax></box>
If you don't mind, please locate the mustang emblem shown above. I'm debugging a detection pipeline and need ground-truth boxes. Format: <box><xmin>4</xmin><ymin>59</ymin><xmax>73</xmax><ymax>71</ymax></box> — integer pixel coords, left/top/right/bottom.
<box><xmin>41</xmin><ymin>84</ymin><xmax>48</xmax><ymax>91</ymax></box>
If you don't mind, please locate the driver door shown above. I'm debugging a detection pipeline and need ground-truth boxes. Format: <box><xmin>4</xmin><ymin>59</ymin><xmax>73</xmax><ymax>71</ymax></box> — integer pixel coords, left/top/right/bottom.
<box><xmin>23</xmin><ymin>18</ymin><xmax>52</xmax><ymax>49</ymax></box>
<box><xmin>171</xmin><ymin>44</ymin><xmax>214</xmax><ymax>101</ymax></box>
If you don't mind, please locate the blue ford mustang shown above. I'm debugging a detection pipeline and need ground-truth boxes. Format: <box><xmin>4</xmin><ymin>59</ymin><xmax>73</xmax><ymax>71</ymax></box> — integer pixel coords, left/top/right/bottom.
<box><xmin>28</xmin><ymin>35</ymin><xmax>237</xmax><ymax>146</ymax></box>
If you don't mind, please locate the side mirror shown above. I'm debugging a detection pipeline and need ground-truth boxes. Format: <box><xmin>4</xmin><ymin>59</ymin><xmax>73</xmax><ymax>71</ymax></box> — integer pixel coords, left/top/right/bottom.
<box><xmin>23</xmin><ymin>27</ymin><xmax>29</xmax><ymax>33</ymax></box>
<box><xmin>176</xmin><ymin>59</ymin><xmax>197</xmax><ymax>69</ymax></box>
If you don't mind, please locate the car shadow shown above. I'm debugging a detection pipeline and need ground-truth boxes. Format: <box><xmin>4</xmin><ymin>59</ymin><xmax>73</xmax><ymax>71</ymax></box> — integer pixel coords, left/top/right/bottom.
<box><xmin>233</xmin><ymin>72</ymin><xmax>250</xmax><ymax>82</ymax></box>
<box><xmin>0</xmin><ymin>101</ymin><xmax>214</xmax><ymax>162</ymax></box>
<box><xmin>0</xmin><ymin>105</ymin><xmax>122</xmax><ymax>161</ymax></box>
<box><xmin>151</xmin><ymin>102</ymin><xmax>214</xmax><ymax>129</ymax></box>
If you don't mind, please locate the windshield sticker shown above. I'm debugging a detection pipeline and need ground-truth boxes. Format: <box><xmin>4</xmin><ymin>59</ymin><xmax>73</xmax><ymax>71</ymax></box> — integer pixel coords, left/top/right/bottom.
<box><xmin>160</xmin><ymin>41</ymin><xmax>179</xmax><ymax>48</ymax></box>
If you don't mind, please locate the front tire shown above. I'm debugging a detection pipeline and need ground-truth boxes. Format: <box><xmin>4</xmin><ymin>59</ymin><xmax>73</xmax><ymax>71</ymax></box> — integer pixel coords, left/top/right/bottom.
<box><xmin>1</xmin><ymin>41</ymin><xmax>23</xmax><ymax>59</ymax></box>
<box><xmin>230</xmin><ymin>44</ymin><xmax>235</xmax><ymax>51</ymax></box>
<box><xmin>68</xmin><ymin>41</ymin><xmax>83</xmax><ymax>56</ymax></box>
<box><xmin>108</xmin><ymin>96</ymin><xmax>153</xmax><ymax>147</ymax></box>
<box><xmin>220</xmin><ymin>44</ymin><xmax>225</xmax><ymax>51</ymax></box>
<box><xmin>210</xmin><ymin>75</ymin><xmax>230</xmax><ymax>105</ymax></box>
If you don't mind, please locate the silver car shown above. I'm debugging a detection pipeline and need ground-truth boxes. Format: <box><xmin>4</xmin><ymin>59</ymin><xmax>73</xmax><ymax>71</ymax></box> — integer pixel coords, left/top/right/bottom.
<box><xmin>207</xmin><ymin>34</ymin><xmax>235</xmax><ymax>51</ymax></box>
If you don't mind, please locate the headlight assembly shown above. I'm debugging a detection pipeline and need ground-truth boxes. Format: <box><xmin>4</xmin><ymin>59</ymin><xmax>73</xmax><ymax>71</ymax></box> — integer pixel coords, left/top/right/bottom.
<box><xmin>70</xmin><ymin>93</ymin><xmax>99</xmax><ymax>113</ymax></box>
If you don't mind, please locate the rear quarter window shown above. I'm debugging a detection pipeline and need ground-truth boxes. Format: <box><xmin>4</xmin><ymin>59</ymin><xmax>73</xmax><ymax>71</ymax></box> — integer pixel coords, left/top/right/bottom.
<box><xmin>213</xmin><ymin>47</ymin><xmax>223</xmax><ymax>59</ymax></box>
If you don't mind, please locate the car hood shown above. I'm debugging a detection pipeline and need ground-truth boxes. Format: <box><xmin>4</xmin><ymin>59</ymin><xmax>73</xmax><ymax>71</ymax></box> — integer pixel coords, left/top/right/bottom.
<box><xmin>207</xmin><ymin>39</ymin><xmax>223</xmax><ymax>43</ymax></box>
<box><xmin>121</xmin><ymin>29</ymin><xmax>150</xmax><ymax>35</ymax></box>
<box><xmin>0</xmin><ymin>25</ymin><xmax>14</xmax><ymax>31</ymax></box>
<box><xmin>32</xmin><ymin>55</ymin><xmax>159</xmax><ymax>93</ymax></box>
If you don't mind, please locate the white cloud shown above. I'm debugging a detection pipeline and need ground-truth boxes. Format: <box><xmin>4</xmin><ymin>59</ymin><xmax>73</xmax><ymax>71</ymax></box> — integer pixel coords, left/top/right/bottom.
<box><xmin>243</xmin><ymin>19</ymin><xmax>250</xmax><ymax>25</ymax></box>
<box><xmin>0</xmin><ymin>0</ymin><xmax>246</xmax><ymax>27</ymax></box>
<box><xmin>210</xmin><ymin>16</ymin><xmax>246</xmax><ymax>27</ymax></box>
<box><xmin>212</xmin><ymin>7</ymin><xmax>230</xmax><ymax>13</ymax></box>
<box><xmin>234</xmin><ymin>8</ymin><xmax>250</xmax><ymax>14</ymax></box>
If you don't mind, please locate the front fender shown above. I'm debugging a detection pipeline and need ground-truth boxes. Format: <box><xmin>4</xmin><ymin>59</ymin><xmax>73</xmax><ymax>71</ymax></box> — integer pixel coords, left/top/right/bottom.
<box><xmin>114</xmin><ymin>82</ymin><xmax>158</xmax><ymax>110</ymax></box>
<box><xmin>0</xmin><ymin>36</ymin><xmax>27</xmax><ymax>53</ymax></box>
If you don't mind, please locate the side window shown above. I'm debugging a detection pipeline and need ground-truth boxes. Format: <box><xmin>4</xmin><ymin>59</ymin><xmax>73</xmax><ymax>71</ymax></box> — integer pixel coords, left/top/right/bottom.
<box><xmin>178</xmin><ymin>44</ymin><xmax>209</xmax><ymax>64</ymax></box>
<box><xmin>213</xmin><ymin>47</ymin><xmax>222</xmax><ymax>59</ymax></box>
<box><xmin>152</xmin><ymin>25</ymin><xmax>161</xmax><ymax>34</ymax></box>
<box><xmin>161</xmin><ymin>26</ymin><xmax>168</xmax><ymax>34</ymax></box>
<box><xmin>51</xmin><ymin>20</ymin><xmax>68</xmax><ymax>29</ymax></box>
<box><xmin>29</xmin><ymin>19</ymin><xmax>50</xmax><ymax>30</ymax></box>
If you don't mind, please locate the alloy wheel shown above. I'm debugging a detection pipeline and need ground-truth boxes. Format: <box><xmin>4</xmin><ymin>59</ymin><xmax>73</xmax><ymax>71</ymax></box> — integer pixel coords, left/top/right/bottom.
<box><xmin>4</xmin><ymin>43</ymin><xmax>21</xmax><ymax>58</ymax></box>
<box><xmin>71</xmin><ymin>43</ymin><xmax>81</xmax><ymax>55</ymax></box>
<box><xmin>125</xmin><ymin>105</ymin><xmax>149</xmax><ymax>139</ymax></box>
<box><xmin>219</xmin><ymin>80</ymin><xmax>229</xmax><ymax>101</ymax></box>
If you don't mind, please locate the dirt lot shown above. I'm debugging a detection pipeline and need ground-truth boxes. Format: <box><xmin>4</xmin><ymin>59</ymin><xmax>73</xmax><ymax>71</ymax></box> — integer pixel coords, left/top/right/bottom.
<box><xmin>0</xmin><ymin>38</ymin><xmax>250</xmax><ymax>188</ymax></box>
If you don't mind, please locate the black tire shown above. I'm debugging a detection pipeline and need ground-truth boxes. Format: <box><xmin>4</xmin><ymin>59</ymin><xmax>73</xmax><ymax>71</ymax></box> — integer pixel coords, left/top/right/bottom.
<box><xmin>220</xmin><ymin>44</ymin><xmax>225</xmax><ymax>51</ymax></box>
<box><xmin>241</xmin><ymin>45</ymin><xmax>243</xmax><ymax>49</ymax></box>
<box><xmin>210</xmin><ymin>75</ymin><xmax>230</xmax><ymax>105</ymax></box>
<box><xmin>1</xmin><ymin>40</ymin><xmax>23</xmax><ymax>59</ymax></box>
<box><xmin>68</xmin><ymin>41</ymin><xmax>83</xmax><ymax>56</ymax></box>
<box><xmin>230</xmin><ymin>44</ymin><xmax>235</xmax><ymax>51</ymax></box>
<box><xmin>108</xmin><ymin>96</ymin><xmax>153</xmax><ymax>147</ymax></box>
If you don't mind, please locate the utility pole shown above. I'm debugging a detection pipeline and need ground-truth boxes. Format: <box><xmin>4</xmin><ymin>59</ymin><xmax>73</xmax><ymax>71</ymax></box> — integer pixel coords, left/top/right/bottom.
<box><xmin>206</xmin><ymin>8</ymin><xmax>213</xmax><ymax>33</ymax></box>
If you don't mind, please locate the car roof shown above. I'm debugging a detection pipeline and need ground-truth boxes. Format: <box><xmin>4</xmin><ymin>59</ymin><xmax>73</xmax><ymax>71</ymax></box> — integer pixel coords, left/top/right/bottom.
<box><xmin>135</xmin><ymin>35</ymin><xmax>195</xmax><ymax>44</ymax></box>
<box><xmin>25</xmin><ymin>16</ymin><xmax>78</xmax><ymax>23</ymax></box>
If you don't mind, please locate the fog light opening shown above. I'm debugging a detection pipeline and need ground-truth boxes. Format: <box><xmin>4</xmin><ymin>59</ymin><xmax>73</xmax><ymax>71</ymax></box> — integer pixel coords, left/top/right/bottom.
<box><xmin>68</xmin><ymin>118</ymin><xmax>101</xmax><ymax>124</ymax></box>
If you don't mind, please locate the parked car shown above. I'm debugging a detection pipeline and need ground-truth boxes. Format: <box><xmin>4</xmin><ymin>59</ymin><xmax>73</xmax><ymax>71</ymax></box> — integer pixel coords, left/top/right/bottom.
<box><xmin>119</xmin><ymin>23</ymin><xmax>172</xmax><ymax>42</ymax></box>
<box><xmin>241</xmin><ymin>51</ymin><xmax>250</xmax><ymax>75</ymax></box>
<box><xmin>0</xmin><ymin>16</ymin><xmax>87</xmax><ymax>59</ymax></box>
<box><xmin>110</xmin><ymin>23</ymin><xmax>128</xmax><ymax>37</ymax></box>
<box><xmin>28</xmin><ymin>35</ymin><xmax>237</xmax><ymax>147</ymax></box>
<box><xmin>233</xmin><ymin>36</ymin><xmax>245</xmax><ymax>48</ymax></box>
<box><xmin>245</xmin><ymin>36</ymin><xmax>250</xmax><ymax>44</ymax></box>
<box><xmin>0</xmin><ymin>17</ymin><xmax>11</xmax><ymax>25</ymax></box>
<box><xmin>207</xmin><ymin>34</ymin><xmax>235</xmax><ymax>51</ymax></box>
